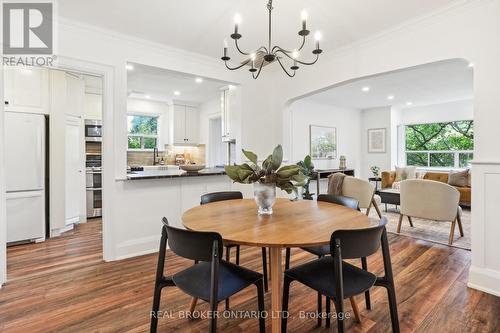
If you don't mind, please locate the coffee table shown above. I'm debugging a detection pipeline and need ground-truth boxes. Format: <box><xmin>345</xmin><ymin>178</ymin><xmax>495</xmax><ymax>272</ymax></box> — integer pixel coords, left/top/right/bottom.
<box><xmin>377</xmin><ymin>188</ymin><xmax>401</xmax><ymax>212</ymax></box>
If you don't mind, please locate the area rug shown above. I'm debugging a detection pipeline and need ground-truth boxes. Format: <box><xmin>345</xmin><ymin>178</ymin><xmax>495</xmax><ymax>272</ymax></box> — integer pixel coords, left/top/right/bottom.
<box><xmin>367</xmin><ymin>205</ymin><xmax>471</xmax><ymax>250</ymax></box>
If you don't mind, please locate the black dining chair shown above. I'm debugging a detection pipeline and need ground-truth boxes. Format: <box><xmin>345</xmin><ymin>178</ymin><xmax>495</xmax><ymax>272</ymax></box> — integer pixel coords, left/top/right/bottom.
<box><xmin>201</xmin><ymin>191</ymin><xmax>270</xmax><ymax>295</ymax></box>
<box><xmin>150</xmin><ymin>218</ymin><xmax>266</xmax><ymax>333</ymax></box>
<box><xmin>281</xmin><ymin>217</ymin><xmax>400</xmax><ymax>333</ymax></box>
<box><xmin>284</xmin><ymin>194</ymin><xmax>368</xmax><ymax>326</ymax></box>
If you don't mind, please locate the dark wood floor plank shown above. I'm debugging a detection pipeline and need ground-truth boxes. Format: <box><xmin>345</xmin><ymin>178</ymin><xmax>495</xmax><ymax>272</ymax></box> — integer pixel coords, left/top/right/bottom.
<box><xmin>0</xmin><ymin>219</ymin><xmax>497</xmax><ymax>333</ymax></box>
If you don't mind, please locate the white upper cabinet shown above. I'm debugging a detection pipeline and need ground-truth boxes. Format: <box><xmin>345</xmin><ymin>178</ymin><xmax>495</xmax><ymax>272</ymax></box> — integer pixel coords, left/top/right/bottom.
<box><xmin>65</xmin><ymin>73</ymin><xmax>85</xmax><ymax>117</ymax></box>
<box><xmin>185</xmin><ymin>106</ymin><xmax>199</xmax><ymax>144</ymax></box>
<box><xmin>170</xmin><ymin>104</ymin><xmax>199</xmax><ymax>145</ymax></box>
<box><xmin>4</xmin><ymin>66</ymin><xmax>49</xmax><ymax>114</ymax></box>
<box><xmin>220</xmin><ymin>86</ymin><xmax>240</xmax><ymax>142</ymax></box>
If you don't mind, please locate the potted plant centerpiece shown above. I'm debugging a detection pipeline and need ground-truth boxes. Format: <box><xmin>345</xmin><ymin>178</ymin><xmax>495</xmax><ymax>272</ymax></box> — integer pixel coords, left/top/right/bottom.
<box><xmin>225</xmin><ymin>145</ymin><xmax>307</xmax><ymax>215</ymax></box>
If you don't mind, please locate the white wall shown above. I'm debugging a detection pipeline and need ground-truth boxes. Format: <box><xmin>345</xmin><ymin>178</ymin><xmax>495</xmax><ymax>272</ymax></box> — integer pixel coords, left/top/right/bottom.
<box><xmin>289</xmin><ymin>99</ymin><xmax>361</xmax><ymax>172</ymax></box>
<box><xmin>397</xmin><ymin>99</ymin><xmax>473</xmax><ymax>125</ymax></box>
<box><xmin>199</xmin><ymin>96</ymin><xmax>221</xmax><ymax>166</ymax></box>
<box><xmin>359</xmin><ymin>107</ymin><xmax>392</xmax><ymax>179</ymax></box>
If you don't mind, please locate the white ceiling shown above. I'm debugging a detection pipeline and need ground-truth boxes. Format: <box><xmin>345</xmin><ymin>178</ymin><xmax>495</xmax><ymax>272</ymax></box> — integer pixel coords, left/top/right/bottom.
<box><xmin>59</xmin><ymin>0</ymin><xmax>459</xmax><ymax>59</ymax></box>
<box><xmin>127</xmin><ymin>63</ymin><xmax>233</xmax><ymax>104</ymax></box>
<box><xmin>302</xmin><ymin>59</ymin><xmax>473</xmax><ymax>109</ymax></box>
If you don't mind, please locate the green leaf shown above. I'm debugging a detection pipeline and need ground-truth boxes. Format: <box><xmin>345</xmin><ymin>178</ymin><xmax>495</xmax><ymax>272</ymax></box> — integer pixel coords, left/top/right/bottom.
<box><xmin>262</xmin><ymin>155</ymin><xmax>273</xmax><ymax>174</ymax></box>
<box><xmin>237</xmin><ymin>168</ymin><xmax>254</xmax><ymax>183</ymax></box>
<box><xmin>276</xmin><ymin>165</ymin><xmax>300</xmax><ymax>178</ymax></box>
<box><xmin>304</xmin><ymin>155</ymin><xmax>312</xmax><ymax>168</ymax></box>
<box><xmin>242</xmin><ymin>149</ymin><xmax>258</xmax><ymax>165</ymax></box>
<box><xmin>224</xmin><ymin>165</ymin><xmax>241</xmax><ymax>182</ymax></box>
<box><xmin>271</xmin><ymin>145</ymin><xmax>283</xmax><ymax>171</ymax></box>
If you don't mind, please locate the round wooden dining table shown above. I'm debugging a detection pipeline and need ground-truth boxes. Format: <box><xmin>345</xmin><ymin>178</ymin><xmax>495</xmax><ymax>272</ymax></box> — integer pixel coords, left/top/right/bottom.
<box><xmin>182</xmin><ymin>198</ymin><xmax>373</xmax><ymax>333</ymax></box>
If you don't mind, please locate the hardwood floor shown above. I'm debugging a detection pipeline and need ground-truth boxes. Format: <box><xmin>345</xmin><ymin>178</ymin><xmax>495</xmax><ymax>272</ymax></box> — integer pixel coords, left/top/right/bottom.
<box><xmin>1</xmin><ymin>219</ymin><xmax>500</xmax><ymax>332</ymax></box>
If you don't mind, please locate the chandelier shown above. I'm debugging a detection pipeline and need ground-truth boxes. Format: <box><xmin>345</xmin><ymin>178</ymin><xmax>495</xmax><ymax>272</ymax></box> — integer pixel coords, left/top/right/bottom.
<box><xmin>221</xmin><ymin>0</ymin><xmax>323</xmax><ymax>79</ymax></box>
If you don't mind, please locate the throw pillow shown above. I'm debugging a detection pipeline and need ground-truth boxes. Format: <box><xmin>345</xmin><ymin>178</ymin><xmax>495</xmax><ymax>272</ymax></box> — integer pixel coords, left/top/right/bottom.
<box><xmin>448</xmin><ymin>169</ymin><xmax>469</xmax><ymax>187</ymax></box>
<box><xmin>395</xmin><ymin>166</ymin><xmax>417</xmax><ymax>182</ymax></box>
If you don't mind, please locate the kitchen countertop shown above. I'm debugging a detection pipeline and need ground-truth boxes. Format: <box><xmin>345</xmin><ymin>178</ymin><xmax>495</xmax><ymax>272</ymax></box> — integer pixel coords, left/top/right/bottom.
<box><xmin>126</xmin><ymin>168</ymin><xmax>226</xmax><ymax>180</ymax></box>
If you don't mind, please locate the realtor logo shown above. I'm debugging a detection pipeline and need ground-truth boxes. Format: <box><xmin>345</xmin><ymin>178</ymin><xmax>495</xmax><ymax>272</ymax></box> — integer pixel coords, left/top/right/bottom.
<box><xmin>3</xmin><ymin>2</ymin><xmax>53</xmax><ymax>54</ymax></box>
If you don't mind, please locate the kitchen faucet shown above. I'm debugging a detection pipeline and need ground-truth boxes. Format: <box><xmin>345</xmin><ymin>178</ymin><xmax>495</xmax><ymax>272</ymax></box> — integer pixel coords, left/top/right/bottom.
<box><xmin>153</xmin><ymin>147</ymin><xmax>159</xmax><ymax>165</ymax></box>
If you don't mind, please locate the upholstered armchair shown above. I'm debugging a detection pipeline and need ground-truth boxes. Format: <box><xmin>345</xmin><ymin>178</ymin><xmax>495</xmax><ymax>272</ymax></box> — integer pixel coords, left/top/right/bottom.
<box><xmin>342</xmin><ymin>176</ymin><xmax>382</xmax><ymax>218</ymax></box>
<box><xmin>399</xmin><ymin>179</ymin><xmax>464</xmax><ymax>245</ymax></box>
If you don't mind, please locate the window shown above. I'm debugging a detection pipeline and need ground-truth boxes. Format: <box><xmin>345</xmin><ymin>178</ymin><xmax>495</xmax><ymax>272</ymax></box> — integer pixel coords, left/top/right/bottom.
<box><xmin>405</xmin><ymin>120</ymin><xmax>473</xmax><ymax>169</ymax></box>
<box><xmin>127</xmin><ymin>115</ymin><xmax>158</xmax><ymax>150</ymax></box>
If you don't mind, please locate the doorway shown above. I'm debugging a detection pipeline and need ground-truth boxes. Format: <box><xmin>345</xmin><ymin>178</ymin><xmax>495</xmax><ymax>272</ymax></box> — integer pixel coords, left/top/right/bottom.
<box><xmin>3</xmin><ymin>66</ymin><xmax>105</xmax><ymax>280</ymax></box>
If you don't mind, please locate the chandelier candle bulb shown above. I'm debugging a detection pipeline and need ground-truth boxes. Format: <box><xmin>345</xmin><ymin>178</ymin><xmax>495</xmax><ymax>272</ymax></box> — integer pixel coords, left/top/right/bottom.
<box><xmin>301</xmin><ymin>10</ymin><xmax>308</xmax><ymax>30</ymax></box>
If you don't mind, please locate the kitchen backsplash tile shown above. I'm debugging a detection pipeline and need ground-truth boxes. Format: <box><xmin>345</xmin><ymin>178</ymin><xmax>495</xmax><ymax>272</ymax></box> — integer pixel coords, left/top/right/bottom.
<box><xmin>127</xmin><ymin>144</ymin><xmax>206</xmax><ymax>166</ymax></box>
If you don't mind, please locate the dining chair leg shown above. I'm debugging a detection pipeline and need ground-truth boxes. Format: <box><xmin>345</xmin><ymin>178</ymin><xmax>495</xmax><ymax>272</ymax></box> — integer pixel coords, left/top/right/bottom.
<box><xmin>285</xmin><ymin>248</ymin><xmax>291</xmax><ymax>270</ymax></box>
<box><xmin>224</xmin><ymin>246</ymin><xmax>232</xmax><ymax>310</ymax></box>
<box><xmin>333</xmin><ymin>298</ymin><xmax>345</xmax><ymax>333</ymax></box>
<box><xmin>385</xmin><ymin>285</ymin><xmax>400</xmax><ymax>333</ymax></box>
<box><xmin>281</xmin><ymin>275</ymin><xmax>292</xmax><ymax>333</ymax></box>
<box><xmin>261</xmin><ymin>247</ymin><xmax>269</xmax><ymax>292</ymax></box>
<box><xmin>317</xmin><ymin>292</ymin><xmax>322</xmax><ymax>327</ymax></box>
<box><xmin>326</xmin><ymin>297</ymin><xmax>331</xmax><ymax>328</ymax></box>
<box><xmin>407</xmin><ymin>216</ymin><xmax>414</xmax><ymax>227</ymax></box>
<box><xmin>361</xmin><ymin>257</ymin><xmax>371</xmax><ymax>310</ymax></box>
<box><xmin>449</xmin><ymin>219</ymin><xmax>457</xmax><ymax>245</ymax></box>
<box><xmin>150</xmin><ymin>281</ymin><xmax>163</xmax><ymax>332</ymax></box>
<box><xmin>457</xmin><ymin>213</ymin><xmax>464</xmax><ymax>237</ymax></box>
<box><xmin>349</xmin><ymin>297</ymin><xmax>362</xmax><ymax>323</ymax></box>
<box><xmin>210</xmin><ymin>301</ymin><xmax>218</xmax><ymax>333</ymax></box>
<box><xmin>236</xmin><ymin>245</ymin><xmax>240</xmax><ymax>265</ymax></box>
<box><xmin>397</xmin><ymin>214</ymin><xmax>404</xmax><ymax>233</ymax></box>
<box><xmin>188</xmin><ymin>298</ymin><xmax>198</xmax><ymax>318</ymax></box>
<box><xmin>372</xmin><ymin>197</ymin><xmax>382</xmax><ymax>218</ymax></box>
<box><xmin>255</xmin><ymin>279</ymin><xmax>266</xmax><ymax>333</ymax></box>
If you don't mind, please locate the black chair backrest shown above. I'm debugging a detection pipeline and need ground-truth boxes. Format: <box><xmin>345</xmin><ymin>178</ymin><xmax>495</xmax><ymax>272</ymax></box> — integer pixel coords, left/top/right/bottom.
<box><xmin>330</xmin><ymin>217</ymin><xmax>388</xmax><ymax>259</ymax></box>
<box><xmin>200</xmin><ymin>191</ymin><xmax>243</xmax><ymax>205</ymax></box>
<box><xmin>166</xmin><ymin>225</ymin><xmax>224</xmax><ymax>262</ymax></box>
<box><xmin>317</xmin><ymin>194</ymin><xmax>359</xmax><ymax>211</ymax></box>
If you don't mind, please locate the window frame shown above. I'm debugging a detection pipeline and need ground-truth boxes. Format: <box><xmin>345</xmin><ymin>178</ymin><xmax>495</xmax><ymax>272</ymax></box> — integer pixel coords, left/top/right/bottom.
<box><xmin>127</xmin><ymin>113</ymin><xmax>159</xmax><ymax>151</ymax></box>
<box><xmin>402</xmin><ymin>120</ymin><xmax>474</xmax><ymax>170</ymax></box>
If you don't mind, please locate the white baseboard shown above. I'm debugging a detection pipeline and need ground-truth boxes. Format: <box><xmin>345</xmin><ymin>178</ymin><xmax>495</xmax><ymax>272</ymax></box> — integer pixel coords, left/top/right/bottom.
<box><xmin>468</xmin><ymin>266</ymin><xmax>500</xmax><ymax>297</ymax></box>
<box><xmin>50</xmin><ymin>224</ymin><xmax>74</xmax><ymax>237</ymax></box>
<box><xmin>114</xmin><ymin>235</ymin><xmax>161</xmax><ymax>260</ymax></box>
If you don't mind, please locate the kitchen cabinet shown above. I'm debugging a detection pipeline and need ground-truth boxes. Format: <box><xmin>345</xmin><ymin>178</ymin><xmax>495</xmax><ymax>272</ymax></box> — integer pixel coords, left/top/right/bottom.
<box><xmin>65</xmin><ymin>115</ymin><xmax>86</xmax><ymax>226</ymax></box>
<box><xmin>170</xmin><ymin>104</ymin><xmax>199</xmax><ymax>144</ymax></box>
<box><xmin>220</xmin><ymin>86</ymin><xmax>239</xmax><ymax>142</ymax></box>
<box><xmin>4</xmin><ymin>66</ymin><xmax>49</xmax><ymax>114</ymax></box>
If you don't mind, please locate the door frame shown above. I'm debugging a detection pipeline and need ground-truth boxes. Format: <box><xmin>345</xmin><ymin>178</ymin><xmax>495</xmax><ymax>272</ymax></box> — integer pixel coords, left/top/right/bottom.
<box><xmin>0</xmin><ymin>57</ymin><xmax>114</xmax><ymax>286</ymax></box>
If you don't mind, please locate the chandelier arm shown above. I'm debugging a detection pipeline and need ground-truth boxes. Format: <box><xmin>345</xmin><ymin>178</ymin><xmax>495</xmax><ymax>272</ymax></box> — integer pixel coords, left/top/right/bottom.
<box><xmin>276</xmin><ymin>57</ymin><xmax>296</xmax><ymax>78</ymax></box>
<box><xmin>224</xmin><ymin>59</ymin><xmax>251</xmax><ymax>71</ymax></box>
<box><xmin>252</xmin><ymin>57</ymin><xmax>266</xmax><ymax>80</ymax></box>
<box><xmin>275</xmin><ymin>49</ymin><xmax>319</xmax><ymax>66</ymax></box>
<box><xmin>271</xmin><ymin>35</ymin><xmax>306</xmax><ymax>54</ymax></box>
<box><xmin>234</xmin><ymin>39</ymin><xmax>268</xmax><ymax>56</ymax></box>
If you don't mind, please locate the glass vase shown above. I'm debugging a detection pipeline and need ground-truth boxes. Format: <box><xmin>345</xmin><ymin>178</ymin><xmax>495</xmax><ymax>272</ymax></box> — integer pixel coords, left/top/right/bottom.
<box><xmin>253</xmin><ymin>182</ymin><xmax>276</xmax><ymax>215</ymax></box>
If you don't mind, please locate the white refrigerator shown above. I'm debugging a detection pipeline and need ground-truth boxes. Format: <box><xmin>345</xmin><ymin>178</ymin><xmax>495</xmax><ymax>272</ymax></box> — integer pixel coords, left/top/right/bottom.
<box><xmin>5</xmin><ymin>112</ymin><xmax>46</xmax><ymax>243</ymax></box>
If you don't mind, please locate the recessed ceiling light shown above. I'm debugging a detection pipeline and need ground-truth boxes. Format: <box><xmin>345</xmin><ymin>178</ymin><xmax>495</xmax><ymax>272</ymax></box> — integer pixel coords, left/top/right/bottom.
<box><xmin>468</xmin><ymin>63</ymin><xmax>474</xmax><ymax>68</ymax></box>
<box><xmin>361</xmin><ymin>86</ymin><xmax>370</xmax><ymax>92</ymax></box>
<box><xmin>406</xmin><ymin>102</ymin><xmax>413</xmax><ymax>106</ymax></box>
<box><xmin>126</xmin><ymin>64</ymin><xmax>134</xmax><ymax>70</ymax></box>
<box><xmin>174</xmin><ymin>91</ymin><xmax>181</xmax><ymax>96</ymax></box>
<box><xmin>387</xmin><ymin>95</ymin><xmax>395</xmax><ymax>100</ymax></box>
<box><xmin>195</xmin><ymin>77</ymin><xmax>203</xmax><ymax>84</ymax></box>
<box><xmin>145</xmin><ymin>95</ymin><xmax>151</xmax><ymax>99</ymax></box>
